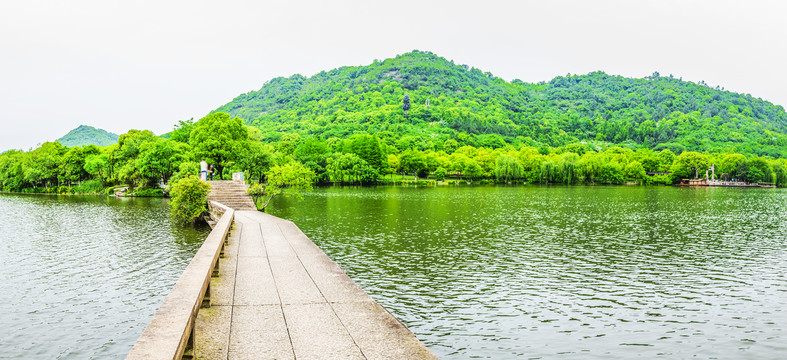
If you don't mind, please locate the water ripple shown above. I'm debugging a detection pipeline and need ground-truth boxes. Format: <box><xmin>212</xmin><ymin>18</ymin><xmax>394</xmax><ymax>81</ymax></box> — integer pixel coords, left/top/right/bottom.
<box><xmin>270</xmin><ymin>185</ymin><xmax>787</xmax><ymax>359</ymax></box>
<box><xmin>0</xmin><ymin>194</ymin><xmax>209</xmax><ymax>359</ymax></box>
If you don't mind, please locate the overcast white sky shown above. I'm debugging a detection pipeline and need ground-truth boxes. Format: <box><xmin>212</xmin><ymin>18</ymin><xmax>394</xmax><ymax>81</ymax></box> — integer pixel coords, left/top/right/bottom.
<box><xmin>1</xmin><ymin>0</ymin><xmax>785</xmax><ymax>151</ymax></box>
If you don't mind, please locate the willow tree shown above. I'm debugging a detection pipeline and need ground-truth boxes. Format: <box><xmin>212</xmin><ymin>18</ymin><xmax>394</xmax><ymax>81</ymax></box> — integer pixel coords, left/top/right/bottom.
<box><xmin>494</xmin><ymin>154</ymin><xmax>523</xmax><ymax>183</ymax></box>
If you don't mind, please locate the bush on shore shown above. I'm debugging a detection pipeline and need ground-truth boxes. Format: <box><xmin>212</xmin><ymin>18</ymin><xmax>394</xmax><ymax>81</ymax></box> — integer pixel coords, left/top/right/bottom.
<box><xmin>169</xmin><ymin>175</ymin><xmax>211</xmax><ymax>223</ymax></box>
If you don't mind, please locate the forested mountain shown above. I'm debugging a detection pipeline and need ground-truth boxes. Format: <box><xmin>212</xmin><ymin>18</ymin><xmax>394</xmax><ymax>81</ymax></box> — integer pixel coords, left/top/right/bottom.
<box><xmin>215</xmin><ymin>50</ymin><xmax>787</xmax><ymax>158</ymax></box>
<box><xmin>3</xmin><ymin>51</ymin><xmax>787</xmax><ymax>195</ymax></box>
<box><xmin>56</xmin><ymin>125</ymin><xmax>119</xmax><ymax>147</ymax></box>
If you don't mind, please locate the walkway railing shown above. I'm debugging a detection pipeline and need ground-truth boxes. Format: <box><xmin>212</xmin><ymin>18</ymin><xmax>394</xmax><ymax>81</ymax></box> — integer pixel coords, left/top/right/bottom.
<box><xmin>126</xmin><ymin>203</ymin><xmax>235</xmax><ymax>360</ymax></box>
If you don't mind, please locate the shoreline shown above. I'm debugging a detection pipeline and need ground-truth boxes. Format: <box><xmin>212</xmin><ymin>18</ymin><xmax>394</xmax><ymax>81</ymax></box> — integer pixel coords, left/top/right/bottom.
<box><xmin>1</xmin><ymin>180</ymin><xmax>780</xmax><ymax>197</ymax></box>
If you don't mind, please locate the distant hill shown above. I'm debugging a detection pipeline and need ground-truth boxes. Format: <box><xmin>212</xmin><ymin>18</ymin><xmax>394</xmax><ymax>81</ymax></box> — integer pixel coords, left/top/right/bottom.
<box><xmin>213</xmin><ymin>50</ymin><xmax>787</xmax><ymax>157</ymax></box>
<box><xmin>56</xmin><ymin>125</ymin><xmax>119</xmax><ymax>147</ymax></box>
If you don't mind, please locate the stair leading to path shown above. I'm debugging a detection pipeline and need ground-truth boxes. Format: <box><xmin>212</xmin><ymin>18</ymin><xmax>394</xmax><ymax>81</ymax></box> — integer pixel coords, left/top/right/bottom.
<box><xmin>206</xmin><ymin>180</ymin><xmax>257</xmax><ymax>211</ymax></box>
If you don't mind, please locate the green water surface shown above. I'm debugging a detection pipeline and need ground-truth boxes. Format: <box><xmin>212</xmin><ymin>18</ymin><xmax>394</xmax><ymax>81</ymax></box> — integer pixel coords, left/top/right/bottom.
<box><xmin>268</xmin><ymin>185</ymin><xmax>787</xmax><ymax>359</ymax></box>
<box><xmin>0</xmin><ymin>194</ymin><xmax>210</xmax><ymax>359</ymax></box>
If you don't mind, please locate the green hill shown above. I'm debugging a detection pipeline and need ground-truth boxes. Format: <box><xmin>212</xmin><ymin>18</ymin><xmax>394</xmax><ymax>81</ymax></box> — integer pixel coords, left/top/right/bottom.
<box><xmin>214</xmin><ymin>50</ymin><xmax>787</xmax><ymax>158</ymax></box>
<box><xmin>56</xmin><ymin>125</ymin><xmax>119</xmax><ymax>147</ymax></box>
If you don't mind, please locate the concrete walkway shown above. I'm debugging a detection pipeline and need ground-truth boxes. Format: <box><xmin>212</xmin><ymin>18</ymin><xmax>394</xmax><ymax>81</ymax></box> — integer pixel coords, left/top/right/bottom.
<box><xmin>194</xmin><ymin>210</ymin><xmax>437</xmax><ymax>360</ymax></box>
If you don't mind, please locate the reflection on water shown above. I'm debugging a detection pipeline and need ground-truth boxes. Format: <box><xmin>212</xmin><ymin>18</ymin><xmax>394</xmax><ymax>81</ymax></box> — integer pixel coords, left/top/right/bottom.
<box><xmin>269</xmin><ymin>186</ymin><xmax>787</xmax><ymax>359</ymax></box>
<box><xmin>0</xmin><ymin>194</ymin><xmax>209</xmax><ymax>359</ymax></box>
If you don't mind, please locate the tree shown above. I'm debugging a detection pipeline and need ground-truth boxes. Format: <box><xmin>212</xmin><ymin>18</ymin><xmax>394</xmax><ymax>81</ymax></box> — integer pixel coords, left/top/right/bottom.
<box><xmin>25</xmin><ymin>142</ymin><xmax>65</xmax><ymax>187</ymax></box>
<box><xmin>255</xmin><ymin>162</ymin><xmax>315</xmax><ymax>210</ymax></box>
<box><xmin>61</xmin><ymin>146</ymin><xmax>90</xmax><ymax>185</ymax></box>
<box><xmin>657</xmin><ymin>149</ymin><xmax>676</xmax><ymax>171</ymax></box>
<box><xmin>294</xmin><ymin>138</ymin><xmax>329</xmax><ymax>182</ymax></box>
<box><xmin>671</xmin><ymin>151</ymin><xmax>709</xmax><ymax>180</ymax></box>
<box><xmin>84</xmin><ymin>152</ymin><xmax>110</xmax><ymax>185</ymax></box>
<box><xmin>772</xmin><ymin>160</ymin><xmax>787</xmax><ymax>187</ymax></box>
<box><xmin>718</xmin><ymin>153</ymin><xmax>746</xmax><ymax>179</ymax></box>
<box><xmin>558</xmin><ymin>152</ymin><xmax>580</xmax><ymax>184</ymax></box>
<box><xmin>745</xmin><ymin>158</ymin><xmax>773</xmax><ymax>184</ymax></box>
<box><xmin>494</xmin><ymin>154</ymin><xmax>523</xmax><ymax>183</ymax></box>
<box><xmin>432</xmin><ymin>167</ymin><xmax>447</xmax><ymax>181</ymax></box>
<box><xmin>386</xmin><ymin>154</ymin><xmax>400</xmax><ymax>179</ymax></box>
<box><xmin>242</xmin><ymin>141</ymin><xmax>274</xmax><ymax>182</ymax></box>
<box><xmin>169</xmin><ymin>118</ymin><xmax>195</xmax><ymax>144</ymax></box>
<box><xmin>624</xmin><ymin>160</ymin><xmax>646</xmax><ymax>184</ymax></box>
<box><xmin>402</xmin><ymin>94</ymin><xmax>411</xmax><ymax>120</ymax></box>
<box><xmin>597</xmin><ymin>162</ymin><xmax>625</xmax><ymax>184</ymax></box>
<box><xmin>137</xmin><ymin>139</ymin><xmax>190</xmax><ymax>185</ymax></box>
<box><xmin>190</xmin><ymin>112</ymin><xmax>249</xmax><ymax>179</ymax></box>
<box><xmin>400</xmin><ymin>149</ymin><xmax>426</xmax><ymax>180</ymax></box>
<box><xmin>444</xmin><ymin>139</ymin><xmax>459</xmax><ymax>154</ymax></box>
<box><xmin>347</xmin><ymin>134</ymin><xmax>385</xmax><ymax>173</ymax></box>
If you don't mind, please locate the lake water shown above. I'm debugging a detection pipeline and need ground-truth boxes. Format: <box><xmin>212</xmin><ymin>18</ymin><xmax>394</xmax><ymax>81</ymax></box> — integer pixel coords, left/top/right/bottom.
<box><xmin>268</xmin><ymin>185</ymin><xmax>787</xmax><ymax>359</ymax></box>
<box><xmin>0</xmin><ymin>194</ymin><xmax>210</xmax><ymax>359</ymax></box>
<box><xmin>1</xmin><ymin>187</ymin><xmax>785</xmax><ymax>359</ymax></box>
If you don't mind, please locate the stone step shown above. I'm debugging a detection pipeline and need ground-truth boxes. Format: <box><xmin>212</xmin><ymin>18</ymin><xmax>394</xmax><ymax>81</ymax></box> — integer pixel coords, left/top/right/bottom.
<box><xmin>206</xmin><ymin>180</ymin><xmax>255</xmax><ymax>211</ymax></box>
<box><xmin>209</xmin><ymin>196</ymin><xmax>253</xmax><ymax>200</ymax></box>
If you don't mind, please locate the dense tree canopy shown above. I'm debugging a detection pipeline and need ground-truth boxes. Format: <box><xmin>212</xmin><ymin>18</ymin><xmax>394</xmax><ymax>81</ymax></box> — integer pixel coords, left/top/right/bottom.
<box><xmin>214</xmin><ymin>50</ymin><xmax>787</xmax><ymax>159</ymax></box>
<box><xmin>2</xmin><ymin>51</ymin><xmax>787</xmax><ymax>195</ymax></box>
<box><xmin>190</xmin><ymin>113</ymin><xmax>249</xmax><ymax>178</ymax></box>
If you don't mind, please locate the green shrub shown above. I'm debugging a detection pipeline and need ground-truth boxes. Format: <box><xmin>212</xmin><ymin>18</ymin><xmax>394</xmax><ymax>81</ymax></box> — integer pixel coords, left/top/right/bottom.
<box><xmin>71</xmin><ymin>180</ymin><xmax>103</xmax><ymax>194</ymax></box>
<box><xmin>167</xmin><ymin>161</ymin><xmax>200</xmax><ymax>193</ymax></box>
<box><xmin>130</xmin><ymin>188</ymin><xmax>165</xmax><ymax>197</ymax></box>
<box><xmin>169</xmin><ymin>175</ymin><xmax>211</xmax><ymax>223</ymax></box>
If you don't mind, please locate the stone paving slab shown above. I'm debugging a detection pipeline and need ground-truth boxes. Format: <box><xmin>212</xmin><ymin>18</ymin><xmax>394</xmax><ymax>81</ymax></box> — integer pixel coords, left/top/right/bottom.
<box><xmin>284</xmin><ymin>302</ymin><xmax>364</xmax><ymax>360</ymax></box>
<box><xmin>333</xmin><ymin>301</ymin><xmax>440</xmax><ymax>360</ymax></box>
<box><xmin>236</xmin><ymin>222</ymin><xmax>267</xmax><ymax>258</ymax></box>
<box><xmin>195</xmin><ymin>210</ymin><xmax>436</xmax><ymax>359</ymax></box>
<box><xmin>210</xmin><ymin>257</ymin><xmax>237</xmax><ymax>306</ymax></box>
<box><xmin>234</xmin><ymin>256</ymin><xmax>279</xmax><ymax>305</ymax></box>
<box><xmin>278</xmin><ymin>222</ymin><xmax>370</xmax><ymax>303</ymax></box>
<box><xmin>195</xmin><ymin>305</ymin><xmax>232</xmax><ymax>359</ymax></box>
<box><xmin>228</xmin><ymin>305</ymin><xmax>293</xmax><ymax>360</ymax></box>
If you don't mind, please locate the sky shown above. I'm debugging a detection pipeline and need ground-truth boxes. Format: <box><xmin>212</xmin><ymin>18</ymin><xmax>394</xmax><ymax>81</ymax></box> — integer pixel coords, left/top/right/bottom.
<box><xmin>1</xmin><ymin>0</ymin><xmax>786</xmax><ymax>151</ymax></box>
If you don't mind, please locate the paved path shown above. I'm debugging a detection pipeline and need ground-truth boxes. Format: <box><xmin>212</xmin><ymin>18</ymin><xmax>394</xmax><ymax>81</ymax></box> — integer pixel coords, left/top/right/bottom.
<box><xmin>194</xmin><ymin>210</ymin><xmax>437</xmax><ymax>360</ymax></box>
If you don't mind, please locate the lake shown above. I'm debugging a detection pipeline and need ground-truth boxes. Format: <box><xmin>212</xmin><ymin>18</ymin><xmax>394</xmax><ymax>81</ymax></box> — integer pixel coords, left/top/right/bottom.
<box><xmin>1</xmin><ymin>186</ymin><xmax>785</xmax><ymax>359</ymax></box>
<box><xmin>0</xmin><ymin>194</ymin><xmax>210</xmax><ymax>359</ymax></box>
<box><xmin>267</xmin><ymin>185</ymin><xmax>787</xmax><ymax>359</ymax></box>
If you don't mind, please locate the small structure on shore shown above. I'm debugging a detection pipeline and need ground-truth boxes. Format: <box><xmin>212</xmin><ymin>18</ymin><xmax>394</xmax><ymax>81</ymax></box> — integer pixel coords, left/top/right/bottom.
<box><xmin>680</xmin><ymin>163</ymin><xmax>772</xmax><ymax>187</ymax></box>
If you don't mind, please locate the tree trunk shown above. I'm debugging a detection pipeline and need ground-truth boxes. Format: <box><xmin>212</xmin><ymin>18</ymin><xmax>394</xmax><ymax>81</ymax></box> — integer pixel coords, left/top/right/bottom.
<box><xmin>261</xmin><ymin>193</ymin><xmax>276</xmax><ymax>210</ymax></box>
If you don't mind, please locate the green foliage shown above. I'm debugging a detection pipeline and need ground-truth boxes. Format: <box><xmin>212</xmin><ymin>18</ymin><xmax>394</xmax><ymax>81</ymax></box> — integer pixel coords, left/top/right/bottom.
<box><xmin>745</xmin><ymin>158</ymin><xmax>773</xmax><ymax>184</ymax></box>
<box><xmin>129</xmin><ymin>188</ymin><xmax>165</xmax><ymax>197</ymax></box>
<box><xmin>240</xmin><ymin>141</ymin><xmax>274</xmax><ymax>182</ymax></box>
<box><xmin>3</xmin><ymin>51</ymin><xmax>787</xmax><ymax>195</ymax></box>
<box><xmin>213</xmin><ymin>50</ymin><xmax>787</xmax><ymax>158</ymax></box>
<box><xmin>624</xmin><ymin>161</ymin><xmax>646</xmax><ymax>184</ymax></box>
<box><xmin>257</xmin><ymin>162</ymin><xmax>315</xmax><ymax>210</ymax></box>
<box><xmin>671</xmin><ymin>151</ymin><xmax>710</xmax><ymax>180</ymax></box>
<box><xmin>190</xmin><ymin>112</ymin><xmax>249</xmax><ymax>179</ymax></box>
<box><xmin>137</xmin><ymin>139</ymin><xmax>190</xmax><ymax>184</ymax></box>
<box><xmin>71</xmin><ymin>179</ymin><xmax>104</xmax><ymax>194</ymax></box>
<box><xmin>169</xmin><ymin>175</ymin><xmax>211</xmax><ymax>223</ymax></box>
<box><xmin>432</xmin><ymin>167</ymin><xmax>447</xmax><ymax>181</ymax></box>
<box><xmin>326</xmin><ymin>153</ymin><xmax>378</xmax><ymax>184</ymax></box>
<box><xmin>56</xmin><ymin>125</ymin><xmax>119</xmax><ymax>147</ymax></box>
<box><xmin>494</xmin><ymin>154</ymin><xmax>523</xmax><ymax>183</ymax></box>
<box><xmin>166</xmin><ymin>118</ymin><xmax>195</xmax><ymax>144</ymax></box>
